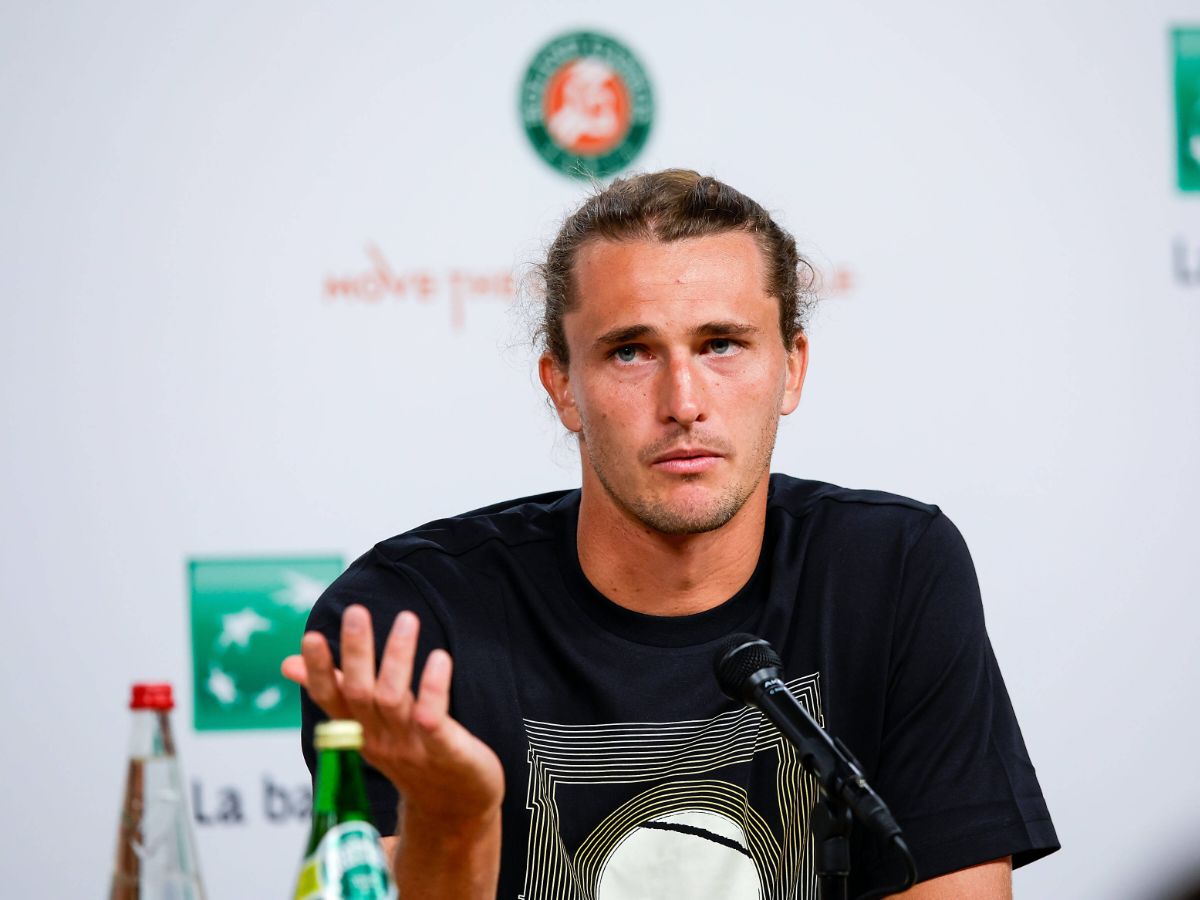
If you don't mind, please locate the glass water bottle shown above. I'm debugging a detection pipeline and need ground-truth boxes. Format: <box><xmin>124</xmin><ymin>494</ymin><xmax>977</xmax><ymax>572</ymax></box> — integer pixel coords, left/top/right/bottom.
<box><xmin>110</xmin><ymin>682</ymin><xmax>205</xmax><ymax>900</ymax></box>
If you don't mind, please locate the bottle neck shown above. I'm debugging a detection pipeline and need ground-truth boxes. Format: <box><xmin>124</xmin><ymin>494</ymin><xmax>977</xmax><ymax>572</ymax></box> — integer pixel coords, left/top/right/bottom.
<box><xmin>312</xmin><ymin>746</ymin><xmax>371</xmax><ymax>820</ymax></box>
<box><xmin>127</xmin><ymin>709</ymin><xmax>176</xmax><ymax>758</ymax></box>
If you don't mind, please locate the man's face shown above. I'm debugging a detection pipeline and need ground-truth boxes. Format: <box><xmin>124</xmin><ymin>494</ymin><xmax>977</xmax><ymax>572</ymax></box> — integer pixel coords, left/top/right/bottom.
<box><xmin>540</xmin><ymin>232</ymin><xmax>807</xmax><ymax>535</ymax></box>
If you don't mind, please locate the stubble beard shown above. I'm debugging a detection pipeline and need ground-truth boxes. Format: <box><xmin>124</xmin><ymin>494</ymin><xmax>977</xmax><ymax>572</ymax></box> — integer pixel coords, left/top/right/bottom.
<box><xmin>581</xmin><ymin>416</ymin><xmax>782</xmax><ymax>536</ymax></box>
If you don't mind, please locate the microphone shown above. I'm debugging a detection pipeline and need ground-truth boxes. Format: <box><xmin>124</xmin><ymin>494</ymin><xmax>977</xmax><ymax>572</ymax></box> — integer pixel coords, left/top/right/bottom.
<box><xmin>714</xmin><ymin>634</ymin><xmax>903</xmax><ymax>842</ymax></box>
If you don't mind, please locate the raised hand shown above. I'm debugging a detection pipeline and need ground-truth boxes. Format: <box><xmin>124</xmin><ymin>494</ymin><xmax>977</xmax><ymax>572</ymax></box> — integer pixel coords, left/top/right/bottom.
<box><xmin>281</xmin><ymin>605</ymin><xmax>504</xmax><ymax>828</ymax></box>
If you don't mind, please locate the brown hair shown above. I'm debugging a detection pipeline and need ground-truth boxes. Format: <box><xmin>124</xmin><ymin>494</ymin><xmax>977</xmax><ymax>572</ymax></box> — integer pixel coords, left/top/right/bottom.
<box><xmin>535</xmin><ymin>169</ymin><xmax>816</xmax><ymax>364</ymax></box>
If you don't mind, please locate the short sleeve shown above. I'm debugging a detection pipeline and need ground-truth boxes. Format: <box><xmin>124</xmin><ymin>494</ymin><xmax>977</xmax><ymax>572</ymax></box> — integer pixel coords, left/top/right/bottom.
<box><xmin>300</xmin><ymin>546</ymin><xmax>451</xmax><ymax>836</ymax></box>
<box><xmin>861</xmin><ymin>512</ymin><xmax>1059</xmax><ymax>885</ymax></box>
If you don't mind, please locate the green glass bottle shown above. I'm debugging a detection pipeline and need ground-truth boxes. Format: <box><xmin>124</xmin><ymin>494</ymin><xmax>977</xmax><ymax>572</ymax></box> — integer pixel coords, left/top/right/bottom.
<box><xmin>294</xmin><ymin>721</ymin><xmax>396</xmax><ymax>900</ymax></box>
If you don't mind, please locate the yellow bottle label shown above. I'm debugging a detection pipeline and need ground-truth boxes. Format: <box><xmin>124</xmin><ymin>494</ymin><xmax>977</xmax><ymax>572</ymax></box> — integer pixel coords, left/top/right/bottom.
<box><xmin>293</xmin><ymin>859</ymin><xmax>320</xmax><ymax>899</ymax></box>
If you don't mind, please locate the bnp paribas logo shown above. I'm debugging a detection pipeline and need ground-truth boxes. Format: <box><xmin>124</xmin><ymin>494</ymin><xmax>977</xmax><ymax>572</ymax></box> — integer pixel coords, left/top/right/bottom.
<box><xmin>1174</xmin><ymin>27</ymin><xmax>1200</xmax><ymax>191</ymax></box>
<box><xmin>188</xmin><ymin>557</ymin><xmax>342</xmax><ymax>731</ymax></box>
<box><xmin>519</xmin><ymin>31</ymin><xmax>654</xmax><ymax>179</ymax></box>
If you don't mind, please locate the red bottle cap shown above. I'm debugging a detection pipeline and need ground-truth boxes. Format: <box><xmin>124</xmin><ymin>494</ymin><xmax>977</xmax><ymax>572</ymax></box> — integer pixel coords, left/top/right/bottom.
<box><xmin>130</xmin><ymin>683</ymin><xmax>174</xmax><ymax>710</ymax></box>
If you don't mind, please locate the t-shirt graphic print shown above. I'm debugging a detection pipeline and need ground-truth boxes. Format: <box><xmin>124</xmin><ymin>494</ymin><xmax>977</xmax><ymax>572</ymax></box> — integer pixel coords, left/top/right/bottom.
<box><xmin>520</xmin><ymin>676</ymin><xmax>823</xmax><ymax>900</ymax></box>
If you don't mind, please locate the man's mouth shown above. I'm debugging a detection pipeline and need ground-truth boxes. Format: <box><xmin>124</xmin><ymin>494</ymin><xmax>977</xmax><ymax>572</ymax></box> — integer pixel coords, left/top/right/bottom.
<box><xmin>650</xmin><ymin>448</ymin><xmax>724</xmax><ymax>475</ymax></box>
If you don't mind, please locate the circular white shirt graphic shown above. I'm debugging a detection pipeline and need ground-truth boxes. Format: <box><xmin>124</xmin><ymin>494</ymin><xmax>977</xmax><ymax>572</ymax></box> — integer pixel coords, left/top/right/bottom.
<box><xmin>594</xmin><ymin>809</ymin><xmax>762</xmax><ymax>900</ymax></box>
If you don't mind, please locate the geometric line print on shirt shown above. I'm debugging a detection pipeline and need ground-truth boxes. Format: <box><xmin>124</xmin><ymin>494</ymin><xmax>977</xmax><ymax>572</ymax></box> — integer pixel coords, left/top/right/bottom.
<box><xmin>520</xmin><ymin>675</ymin><xmax>823</xmax><ymax>900</ymax></box>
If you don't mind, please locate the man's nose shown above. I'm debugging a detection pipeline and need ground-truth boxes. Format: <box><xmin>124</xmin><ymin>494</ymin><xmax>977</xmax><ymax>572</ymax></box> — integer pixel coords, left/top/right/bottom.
<box><xmin>658</xmin><ymin>356</ymin><xmax>706</xmax><ymax>427</ymax></box>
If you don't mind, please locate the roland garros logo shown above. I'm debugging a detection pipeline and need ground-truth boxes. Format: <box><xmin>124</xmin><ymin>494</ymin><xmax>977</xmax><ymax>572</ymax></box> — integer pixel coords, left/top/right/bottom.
<box><xmin>520</xmin><ymin>31</ymin><xmax>654</xmax><ymax>179</ymax></box>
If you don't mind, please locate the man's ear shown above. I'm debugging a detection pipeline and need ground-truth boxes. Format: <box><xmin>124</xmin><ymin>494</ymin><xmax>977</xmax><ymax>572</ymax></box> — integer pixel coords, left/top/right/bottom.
<box><xmin>538</xmin><ymin>353</ymin><xmax>582</xmax><ymax>433</ymax></box>
<box><xmin>780</xmin><ymin>332</ymin><xmax>809</xmax><ymax>416</ymax></box>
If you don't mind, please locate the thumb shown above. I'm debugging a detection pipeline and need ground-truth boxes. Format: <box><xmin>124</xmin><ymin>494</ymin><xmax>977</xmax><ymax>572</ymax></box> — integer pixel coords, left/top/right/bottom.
<box><xmin>280</xmin><ymin>654</ymin><xmax>308</xmax><ymax>687</ymax></box>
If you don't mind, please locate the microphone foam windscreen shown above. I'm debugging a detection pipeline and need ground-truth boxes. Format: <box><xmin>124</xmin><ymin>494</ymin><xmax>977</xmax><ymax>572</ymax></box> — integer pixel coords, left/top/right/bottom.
<box><xmin>714</xmin><ymin>633</ymin><xmax>783</xmax><ymax>700</ymax></box>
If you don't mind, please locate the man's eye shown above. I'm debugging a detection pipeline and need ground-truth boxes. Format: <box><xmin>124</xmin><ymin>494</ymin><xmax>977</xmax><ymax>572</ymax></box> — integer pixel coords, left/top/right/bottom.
<box><xmin>613</xmin><ymin>346</ymin><xmax>640</xmax><ymax>363</ymax></box>
<box><xmin>708</xmin><ymin>339</ymin><xmax>739</xmax><ymax>356</ymax></box>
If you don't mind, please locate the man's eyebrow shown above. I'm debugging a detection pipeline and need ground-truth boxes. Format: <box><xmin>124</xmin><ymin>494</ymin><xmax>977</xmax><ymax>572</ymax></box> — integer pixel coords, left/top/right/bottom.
<box><xmin>695</xmin><ymin>321</ymin><xmax>760</xmax><ymax>338</ymax></box>
<box><xmin>593</xmin><ymin>324</ymin><xmax>658</xmax><ymax>349</ymax></box>
<box><xmin>592</xmin><ymin>321</ymin><xmax>761</xmax><ymax>350</ymax></box>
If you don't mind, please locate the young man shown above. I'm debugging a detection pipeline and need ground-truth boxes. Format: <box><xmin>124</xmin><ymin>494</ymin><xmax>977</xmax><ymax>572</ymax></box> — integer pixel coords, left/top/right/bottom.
<box><xmin>284</xmin><ymin>170</ymin><xmax>1059</xmax><ymax>898</ymax></box>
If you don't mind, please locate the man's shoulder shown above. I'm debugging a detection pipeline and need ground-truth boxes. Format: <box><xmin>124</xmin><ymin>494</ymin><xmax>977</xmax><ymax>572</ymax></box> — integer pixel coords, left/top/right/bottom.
<box><xmin>309</xmin><ymin>489</ymin><xmax>578</xmax><ymax>626</ymax></box>
<box><xmin>767</xmin><ymin>473</ymin><xmax>943</xmax><ymax>539</ymax></box>
<box><xmin>372</xmin><ymin>487</ymin><xmax>579</xmax><ymax>567</ymax></box>
<box><xmin>772</xmin><ymin>475</ymin><xmax>940</xmax><ymax>518</ymax></box>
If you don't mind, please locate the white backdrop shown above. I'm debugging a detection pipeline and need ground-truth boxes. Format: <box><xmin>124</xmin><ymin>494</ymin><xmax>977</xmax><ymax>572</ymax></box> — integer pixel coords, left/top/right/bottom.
<box><xmin>2</xmin><ymin>1</ymin><xmax>1199</xmax><ymax>897</ymax></box>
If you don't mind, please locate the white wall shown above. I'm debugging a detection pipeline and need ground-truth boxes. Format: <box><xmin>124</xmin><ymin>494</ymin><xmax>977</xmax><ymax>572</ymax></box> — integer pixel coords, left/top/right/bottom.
<box><xmin>2</xmin><ymin>1</ymin><xmax>1197</xmax><ymax>896</ymax></box>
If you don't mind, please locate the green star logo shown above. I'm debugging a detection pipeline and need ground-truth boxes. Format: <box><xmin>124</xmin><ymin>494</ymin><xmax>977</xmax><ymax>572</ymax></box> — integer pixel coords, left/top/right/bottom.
<box><xmin>1173</xmin><ymin>27</ymin><xmax>1200</xmax><ymax>191</ymax></box>
<box><xmin>188</xmin><ymin>557</ymin><xmax>342</xmax><ymax>731</ymax></box>
<box><xmin>519</xmin><ymin>31</ymin><xmax>654</xmax><ymax>179</ymax></box>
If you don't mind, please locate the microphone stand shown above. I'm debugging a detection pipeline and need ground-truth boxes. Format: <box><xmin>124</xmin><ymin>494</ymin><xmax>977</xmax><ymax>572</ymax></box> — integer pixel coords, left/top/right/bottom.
<box><xmin>811</xmin><ymin>793</ymin><xmax>853</xmax><ymax>900</ymax></box>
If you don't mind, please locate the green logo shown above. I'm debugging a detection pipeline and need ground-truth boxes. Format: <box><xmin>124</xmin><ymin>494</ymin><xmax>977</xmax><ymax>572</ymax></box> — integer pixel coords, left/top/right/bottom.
<box><xmin>189</xmin><ymin>557</ymin><xmax>342</xmax><ymax>731</ymax></box>
<box><xmin>519</xmin><ymin>31</ymin><xmax>654</xmax><ymax>179</ymax></box>
<box><xmin>1174</xmin><ymin>27</ymin><xmax>1200</xmax><ymax>191</ymax></box>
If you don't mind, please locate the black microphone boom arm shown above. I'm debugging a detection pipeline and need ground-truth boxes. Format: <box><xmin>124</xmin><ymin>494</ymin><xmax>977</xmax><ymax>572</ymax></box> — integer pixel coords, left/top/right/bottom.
<box><xmin>715</xmin><ymin>635</ymin><xmax>901</xmax><ymax>842</ymax></box>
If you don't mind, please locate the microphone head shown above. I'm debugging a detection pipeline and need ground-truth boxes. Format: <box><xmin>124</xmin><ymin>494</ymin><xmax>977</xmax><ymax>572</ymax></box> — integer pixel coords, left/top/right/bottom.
<box><xmin>714</xmin><ymin>633</ymin><xmax>783</xmax><ymax>702</ymax></box>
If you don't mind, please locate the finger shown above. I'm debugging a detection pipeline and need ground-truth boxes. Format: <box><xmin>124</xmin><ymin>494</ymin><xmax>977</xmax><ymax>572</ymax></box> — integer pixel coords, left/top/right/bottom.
<box><xmin>340</xmin><ymin>605</ymin><xmax>380</xmax><ymax>723</ymax></box>
<box><xmin>413</xmin><ymin>649</ymin><xmax>453</xmax><ymax>732</ymax></box>
<box><xmin>280</xmin><ymin>654</ymin><xmax>308</xmax><ymax>687</ymax></box>
<box><xmin>375</xmin><ymin>611</ymin><xmax>419</xmax><ymax>717</ymax></box>
<box><xmin>300</xmin><ymin>632</ymin><xmax>351</xmax><ymax>720</ymax></box>
<box><xmin>285</xmin><ymin>648</ymin><xmax>349</xmax><ymax>708</ymax></box>
<box><xmin>282</xmin><ymin>655</ymin><xmax>346</xmax><ymax>692</ymax></box>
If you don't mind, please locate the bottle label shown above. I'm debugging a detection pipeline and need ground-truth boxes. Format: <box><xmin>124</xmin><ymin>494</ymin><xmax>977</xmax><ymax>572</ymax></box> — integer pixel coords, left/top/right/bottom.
<box><xmin>294</xmin><ymin>822</ymin><xmax>397</xmax><ymax>900</ymax></box>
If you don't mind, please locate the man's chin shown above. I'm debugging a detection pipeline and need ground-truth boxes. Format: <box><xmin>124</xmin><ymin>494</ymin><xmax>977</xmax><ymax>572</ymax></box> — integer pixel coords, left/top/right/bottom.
<box><xmin>628</xmin><ymin>492</ymin><xmax>744</xmax><ymax>536</ymax></box>
<box><xmin>646</xmin><ymin>514</ymin><xmax>733</xmax><ymax>536</ymax></box>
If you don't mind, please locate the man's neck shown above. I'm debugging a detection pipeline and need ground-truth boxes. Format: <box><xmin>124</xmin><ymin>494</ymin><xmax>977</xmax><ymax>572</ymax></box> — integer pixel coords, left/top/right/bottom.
<box><xmin>576</xmin><ymin>479</ymin><xmax>770</xmax><ymax>617</ymax></box>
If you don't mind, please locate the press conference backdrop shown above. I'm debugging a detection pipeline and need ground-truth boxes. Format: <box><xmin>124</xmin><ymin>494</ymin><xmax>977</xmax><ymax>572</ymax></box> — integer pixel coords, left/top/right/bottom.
<box><xmin>2</xmin><ymin>1</ymin><xmax>1198</xmax><ymax>896</ymax></box>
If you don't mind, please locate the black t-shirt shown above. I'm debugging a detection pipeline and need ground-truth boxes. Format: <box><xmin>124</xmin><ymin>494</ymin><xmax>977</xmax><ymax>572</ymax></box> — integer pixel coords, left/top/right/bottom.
<box><xmin>301</xmin><ymin>475</ymin><xmax>1059</xmax><ymax>897</ymax></box>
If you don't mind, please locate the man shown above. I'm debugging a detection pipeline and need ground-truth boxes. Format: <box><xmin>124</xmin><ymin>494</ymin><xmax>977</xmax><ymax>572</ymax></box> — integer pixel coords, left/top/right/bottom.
<box><xmin>283</xmin><ymin>170</ymin><xmax>1059</xmax><ymax>898</ymax></box>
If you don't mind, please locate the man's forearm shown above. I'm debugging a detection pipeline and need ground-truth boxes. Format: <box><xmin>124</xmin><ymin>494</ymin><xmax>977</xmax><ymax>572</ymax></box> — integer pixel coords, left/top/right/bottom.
<box><xmin>391</xmin><ymin>804</ymin><xmax>502</xmax><ymax>899</ymax></box>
